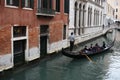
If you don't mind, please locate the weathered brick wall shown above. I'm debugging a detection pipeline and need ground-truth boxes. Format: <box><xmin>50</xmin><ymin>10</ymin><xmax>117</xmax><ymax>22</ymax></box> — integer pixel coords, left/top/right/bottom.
<box><xmin>49</xmin><ymin>21</ymin><xmax>63</xmax><ymax>43</ymax></box>
<box><xmin>0</xmin><ymin>25</ymin><xmax>11</xmax><ymax>55</ymax></box>
<box><xmin>0</xmin><ymin>0</ymin><xmax>39</xmax><ymax>54</ymax></box>
<box><xmin>0</xmin><ymin>0</ymin><xmax>68</xmax><ymax>55</ymax></box>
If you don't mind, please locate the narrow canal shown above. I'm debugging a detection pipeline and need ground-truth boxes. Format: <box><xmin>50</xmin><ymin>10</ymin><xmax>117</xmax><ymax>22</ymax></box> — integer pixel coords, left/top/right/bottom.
<box><xmin>1</xmin><ymin>29</ymin><xmax>120</xmax><ymax>80</ymax></box>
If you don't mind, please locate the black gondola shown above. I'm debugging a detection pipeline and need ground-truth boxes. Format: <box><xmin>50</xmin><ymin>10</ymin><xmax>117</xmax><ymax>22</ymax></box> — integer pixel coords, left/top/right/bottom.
<box><xmin>62</xmin><ymin>41</ymin><xmax>114</xmax><ymax>59</ymax></box>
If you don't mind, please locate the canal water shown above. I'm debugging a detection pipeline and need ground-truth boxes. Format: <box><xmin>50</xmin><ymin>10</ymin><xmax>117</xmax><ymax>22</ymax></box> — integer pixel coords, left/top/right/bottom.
<box><xmin>1</xmin><ymin>30</ymin><xmax>120</xmax><ymax>80</ymax></box>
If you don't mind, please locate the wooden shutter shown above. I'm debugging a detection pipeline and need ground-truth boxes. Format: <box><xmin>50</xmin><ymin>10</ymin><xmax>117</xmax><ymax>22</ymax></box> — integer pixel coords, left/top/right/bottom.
<box><xmin>64</xmin><ymin>0</ymin><xmax>69</xmax><ymax>13</ymax></box>
<box><xmin>21</xmin><ymin>0</ymin><xmax>25</xmax><ymax>8</ymax></box>
<box><xmin>13</xmin><ymin>0</ymin><xmax>19</xmax><ymax>6</ymax></box>
<box><xmin>30</xmin><ymin>0</ymin><xmax>34</xmax><ymax>9</ymax></box>
<box><xmin>6</xmin><ymin>0</ymin><xmax>10</xmax><ymax>5</ymax></box>
<box><xmin>49</xmin><ymin>0</ymin><xmax>52</xmax><ymax>9</ymax></box>
<box><xmin>56</xmin><ymin>0</ymin><xmax>60</xmax><ymax>12</ymax></box>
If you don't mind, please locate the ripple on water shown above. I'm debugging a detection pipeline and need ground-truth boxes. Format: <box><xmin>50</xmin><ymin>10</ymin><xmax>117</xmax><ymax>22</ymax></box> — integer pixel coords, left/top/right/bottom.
<box><xmin>103</xmin><ymin>51</ymin><xmax>120</xmax><ymax>80</ymax></box>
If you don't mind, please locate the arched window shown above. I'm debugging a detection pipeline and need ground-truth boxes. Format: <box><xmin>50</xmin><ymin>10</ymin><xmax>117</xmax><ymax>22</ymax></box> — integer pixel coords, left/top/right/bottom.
<box><xmin>96</xmin><ymin>10</ymin><xmax>98</xmax><ymax>25</ymax></box>
<box><xmin>97</xmin><ymin>11</ymin><xmax>100</xmax><ymax>25</ymax></box>
<box><xmin>82</xmin><ymin>5</ymin><xmax>85</xmax><ymax>26</ymax></box>
<box><xmin>88</xmin><ymin>7</ymin><xmax>92</xmax><ymax>27</ymax></box>
<box><xmin>94</xmin><ymin>9</ymin><xmax>96</xmax><ymax>25</ymax></box>
<box><xmin>74</xmin><ymin>2</ymin><xmax>77</xmax><ymax>34</ymax></box>
<box><xmin>95</xmin><ymin>10</ymin><xmax>98</xmax><ymax>25</ymax></box>
<box><xmin>78</xmin><ymin>4</ymin><xmax>82</xmax><ymax>35</ymax></box>
<box><xmin>88</xmin><ymin>7</ymin><xmax>90</xmax><ymax>26</ymax></box>
<box><xmin>100</xmin><ymin>12</ymin><xmax>102</xmax><ymax>25</ymax></box>
<box><xmin>79</xmin><ymin>4</ymin><xmax>81</xmax><ymax>27</ymax></box>
<box><xmin>90</xmin><ymin>8</ymin><xmax>92</xmax><ymax>26</ymax></box>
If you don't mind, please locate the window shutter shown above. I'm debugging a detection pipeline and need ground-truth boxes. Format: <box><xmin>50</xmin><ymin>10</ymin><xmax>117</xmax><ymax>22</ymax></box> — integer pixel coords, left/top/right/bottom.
<box><xmin>21</xmin><ymin>0</ymin><xmax>25</xmax><ymax>8</ymax></box>
<box><xmin>6</xmin><ymin>0</ymin><xmax>10</xmax><ymax>5</ymax></box>
<box><xmin>56</xmin><ymin>0</ymin><xmax>60</xmax><ymax>12</ymax></box>
<box><xmin>64</xmin><ymin>0</ymin><xmax>69</xmax><ymax>13</ymax></box>
<box><xmin>49</xmin><ymin>0</ymin><xmax>52</xmax><ymax>9</ymax></box>
<box><xmin>13</xmin><ymin>0</ymin><xmax>19</xmax><ymax>6</ymax></box>
<box><xmin>30</xmin><ymin>0</ymin><xmax>34</xmax><ymax>9</ymax></box>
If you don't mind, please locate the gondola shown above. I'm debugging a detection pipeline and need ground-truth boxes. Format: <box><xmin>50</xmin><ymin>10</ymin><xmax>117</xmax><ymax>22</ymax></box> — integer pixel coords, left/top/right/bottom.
<box><xmin>62</xmin><ymin>40</ymin><xmax>114</xmax><ymax>59</ymax></box>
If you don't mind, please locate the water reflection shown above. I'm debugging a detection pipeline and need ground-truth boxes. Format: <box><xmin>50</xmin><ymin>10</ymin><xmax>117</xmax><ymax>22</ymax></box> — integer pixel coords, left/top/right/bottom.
<box><xmin>1</xmin><ymin>30</ymin><xmax>120</xmax><ymax>80</ymax></box>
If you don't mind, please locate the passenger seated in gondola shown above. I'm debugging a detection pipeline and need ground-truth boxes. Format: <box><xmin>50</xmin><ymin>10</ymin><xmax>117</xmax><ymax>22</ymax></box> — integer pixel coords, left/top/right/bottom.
<box><xmin>81</xmin><ymin>46</ymin><xmax>91</xmax><ymax>54</ymax></box>
<box><xmin>89</xmin><ymin>44</ymin><xmax>93</xmax><ymax>51</ymax></box>
<box><xmin>93</xmin><ymin>43</ymin><xmax>101</xmax><ymax>52</ymax></box>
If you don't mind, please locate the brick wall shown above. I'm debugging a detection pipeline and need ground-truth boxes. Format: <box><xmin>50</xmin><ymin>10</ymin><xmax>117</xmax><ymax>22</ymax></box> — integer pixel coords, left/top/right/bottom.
<box><xmin>0</xmin><ymin>25</ymin><xmax>11</xmax><ymax>55</ymax></box>
<box><xmin>0</xmin><ymin>0</ymin><xmax>68</xmax><ymax>55</ymax></box>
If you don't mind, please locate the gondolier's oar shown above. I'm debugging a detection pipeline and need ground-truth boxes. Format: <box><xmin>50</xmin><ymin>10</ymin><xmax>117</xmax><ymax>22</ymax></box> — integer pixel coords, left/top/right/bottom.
<box><xmin>83</xmin><ymin>54</ymin><xmax>94</xmax><ymax>63</ymax></box>
<box><xmin>75</xmin><ymin>43</ymin><xmax>95</xmax><ymax>63</ymax></box>
<box><xmin>80</xmin><ymin>52</ymin><xmax>96</xmax><ymax>63</ymax></box>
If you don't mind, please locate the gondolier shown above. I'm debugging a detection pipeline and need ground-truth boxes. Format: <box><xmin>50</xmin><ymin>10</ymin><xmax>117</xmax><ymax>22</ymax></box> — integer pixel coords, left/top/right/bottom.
<box><xmin>69</xmin><ymin>32</ymin><xmax>75</xmax><ymax>51</ymax></box>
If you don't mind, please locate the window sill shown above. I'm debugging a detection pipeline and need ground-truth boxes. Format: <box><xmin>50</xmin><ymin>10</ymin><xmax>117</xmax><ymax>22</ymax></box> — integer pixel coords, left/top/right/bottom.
<box><xmin>55</xmin><ymin>12</ymin><xmax>61</xmax><ymax>14</ymax></box>
<box><xmin>12</xmin><ymin>36</ymin><xmax>27</xmax><ymax>41</ymax></box>
<box><xmin>22</xmin><ymin>7</ymin><xmax>33</xmax><ymax>10</ymax></box>
<box><xmin>5</xmin><ymin>5</ymin><xmax>18</xmax><ymax>8</ymax></box>
<box><xmin>64</xmin><ymin>13</ymin><xmax>69</xmax><ymax>15</ymax></box>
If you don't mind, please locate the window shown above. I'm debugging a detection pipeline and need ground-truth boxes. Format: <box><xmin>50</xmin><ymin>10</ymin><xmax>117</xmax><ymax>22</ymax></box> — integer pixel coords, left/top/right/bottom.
<box><xmin>116</xmin><ymin>15</ymin><xmax>118</xmax><ymax>19</ymax></box>
<box><xmin>64</xmin><ymin>0</ymin><xmax>69</xmax><ymax>13</ymax></box>
<box><xmin>82</xmin><ymin>5</ymin><xmax>85</xmax><ymax>26</ymax></box>
<box><xmin>40</xmin><ymin>0</ymin><xmax>52</xmax><ymax>9</ymax></box>
<box><xmin>79</xmin><ymin>4</ymin><xmax>82</xmax><ymax>26</ymax></box>
<box><xmin>13</xmin><ymin>26</ymin><xmax>26</xmax><ymax>37</ymax></box>
<box><xmin>88</xmin><ymin>8</ymin><xmax>90</xmax><ymax>26</ymax></box>
<box><xmin>22</xmin><ymin>0</ymin><xmax>34</xmax><ymax>9</ymax></box>
<box><xmin>74</xmin><ymin>2</ymin><xmax>77</xmax><ymax>34</ymax></box>
<box><xmin>90</xmin><ymin>8</ymin><xmax>92</xmax><ymax>26</ymax></box>
<box><xmin>100</xmin><ymin>12</ymin><xmax>102</xmax><ymax>25</ymax></box>
<box><xmin>63</xmin><ymin>25</ymin><xmax>66</xmax><ymax>39</ymax></box>
<box><xmin>116</xmin><ymin>8</ymin><xmax>118</xmax><ymax>12</ymax></box>
<box><xmin>56</xmin><ymin>0</ymin><xmax>60</xmax><ymax>12</ymax></box>
<box><xmin>40</xmin><ymin>25</ymin><xmax>49</xmax><ymax>34</ymax></box>
<box><xmin>0</xmin><ymin>0</ymin><xmax>1</xmax><ymax>5</ymax></box>
<box><xmin>6</xmin><ymin>0</ymin><xmax>19</xmax><ymax>6</ymax></box>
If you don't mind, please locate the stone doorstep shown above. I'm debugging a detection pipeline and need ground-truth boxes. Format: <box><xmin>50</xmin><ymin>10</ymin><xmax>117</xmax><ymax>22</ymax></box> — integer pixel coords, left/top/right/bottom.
<box><xmin>0</xmin><ymin>66</ymin><xmax>4</xmax><ymax>72</ymax></box>
<box><xmin>0</xmin><ymin>65</ymin><xmax>13</xmax><ymax>72</ymax></box>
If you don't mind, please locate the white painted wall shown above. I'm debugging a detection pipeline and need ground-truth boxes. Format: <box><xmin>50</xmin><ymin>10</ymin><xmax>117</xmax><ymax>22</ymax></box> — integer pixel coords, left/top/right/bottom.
<box><xmin>0</xmin><ymin>54</ymin><xmax>13</xmax><ymax>72</ymax></box>
<box><xmin>48</xmin><ymin>39</ymin><xmax>68</xmax><ymax>53</ymax></box>
<box><xmin>69</xmin><ymin>0</ymin><xmax>103</xmax><ymax>35</ymax></box>
<box><xmin>26</xmin><ymin>47</ymin><xmax>40</xmax><ymax>61</ymax></box>
<box><xmin>69</xmin><ymin>0</ymin><xmax>75</xmax><ymax>35</ymax></box>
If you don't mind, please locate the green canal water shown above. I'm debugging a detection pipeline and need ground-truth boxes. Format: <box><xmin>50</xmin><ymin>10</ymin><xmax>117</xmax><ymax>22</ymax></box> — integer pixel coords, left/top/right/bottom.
<box><xmin>1</xmin><ymin>30</ymin><xmax>120</xmax><ymax>80</ymax></box>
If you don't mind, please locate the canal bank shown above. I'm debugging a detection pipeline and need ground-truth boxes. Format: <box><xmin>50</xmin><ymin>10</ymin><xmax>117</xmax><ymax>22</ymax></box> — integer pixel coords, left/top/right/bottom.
<box><xmin>0</xmin><ymin>51</ymin><xmax>62</xmax><ymax>77</ymax></box>
<box><xmin>1</xmin><ymin>30</ymin><xmax>118</xmax><ymax>80</ymax></box>
<box><xmin>0</xmin><ymin>27</ymin><xmax>114</xmax><ymax>76</ymax></box>
<box><xmin>0</xmin><ymin>24</ymin><xmax>116</xmax><ymax>74</ymax></box>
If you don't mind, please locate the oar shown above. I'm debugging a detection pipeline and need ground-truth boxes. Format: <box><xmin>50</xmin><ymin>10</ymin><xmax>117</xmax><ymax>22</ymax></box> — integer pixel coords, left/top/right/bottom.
<box><xmin>80</xmin><ymin>51</ymin><xmax>96</xmax><ymax>63</ymax></box>
<box><xmin>75</xmin><ymin>43</ymin><xmax>95</xmax><ymax>63</ymax></box>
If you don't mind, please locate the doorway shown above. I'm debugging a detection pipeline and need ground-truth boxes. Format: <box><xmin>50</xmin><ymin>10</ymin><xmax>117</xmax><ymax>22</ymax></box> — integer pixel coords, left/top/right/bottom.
<box><xmin>13</xmin><ymin>40</ymin><xmax>26</xmax><ymax>66</ymax></box>
<box><xmin>40</xmin><ymin>36</ymin><xmax>47</xmax><ymax>57</ymax></box>
<box><xmin>40</xmin><ymin>25</ymin><xmax>49</xmax><ymax>57</ymax></box>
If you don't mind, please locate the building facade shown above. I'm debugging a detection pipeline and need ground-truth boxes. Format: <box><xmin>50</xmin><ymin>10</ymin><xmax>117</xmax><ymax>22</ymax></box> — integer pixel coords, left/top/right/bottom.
<box><xmin>103</xmin><ymin>0</ymin><xmax>119</xmax><ymax>25</ymax></box>
<box><xmin>0</xmin><ymin>0</ymin><xmax>69</xmax><ymax>71</ymax></box>
<box><xmin>69</xmin><ymin>0</ymin><xmax>104</xmax><ymax>44</ymax></box>
<box><xmin>114</xmin><ymin>0</ymin><xmax>120</xmax><ymax>21</ymax></box>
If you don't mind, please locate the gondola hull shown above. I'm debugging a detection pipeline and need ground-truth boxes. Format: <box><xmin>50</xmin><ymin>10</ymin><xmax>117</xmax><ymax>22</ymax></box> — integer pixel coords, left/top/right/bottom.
<box><xmin>62</xmin><ymin>41</ymin><xmax>114</xmax><ymax>59</ymax></box>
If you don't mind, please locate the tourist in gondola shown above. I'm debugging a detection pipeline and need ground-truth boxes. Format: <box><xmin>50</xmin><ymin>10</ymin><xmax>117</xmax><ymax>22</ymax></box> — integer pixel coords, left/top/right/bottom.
<box><xmin>94</xmin><ymin>43</ymin><xmax>101</xmax><ymax>52</ymax></box>
<box><xmin>81</xmin><ymin>46</ymin><xmax>90</xmax><ymax>54</ymax></box>
<box><xmin>89</xmin><ymin>44</ymin><xmax>93</xmax><ymax>51</ymax></box>
<box><xmin>69</xmin><ymin>32</ymin><xmax>75</xmax><ymax>51</ymax></box>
